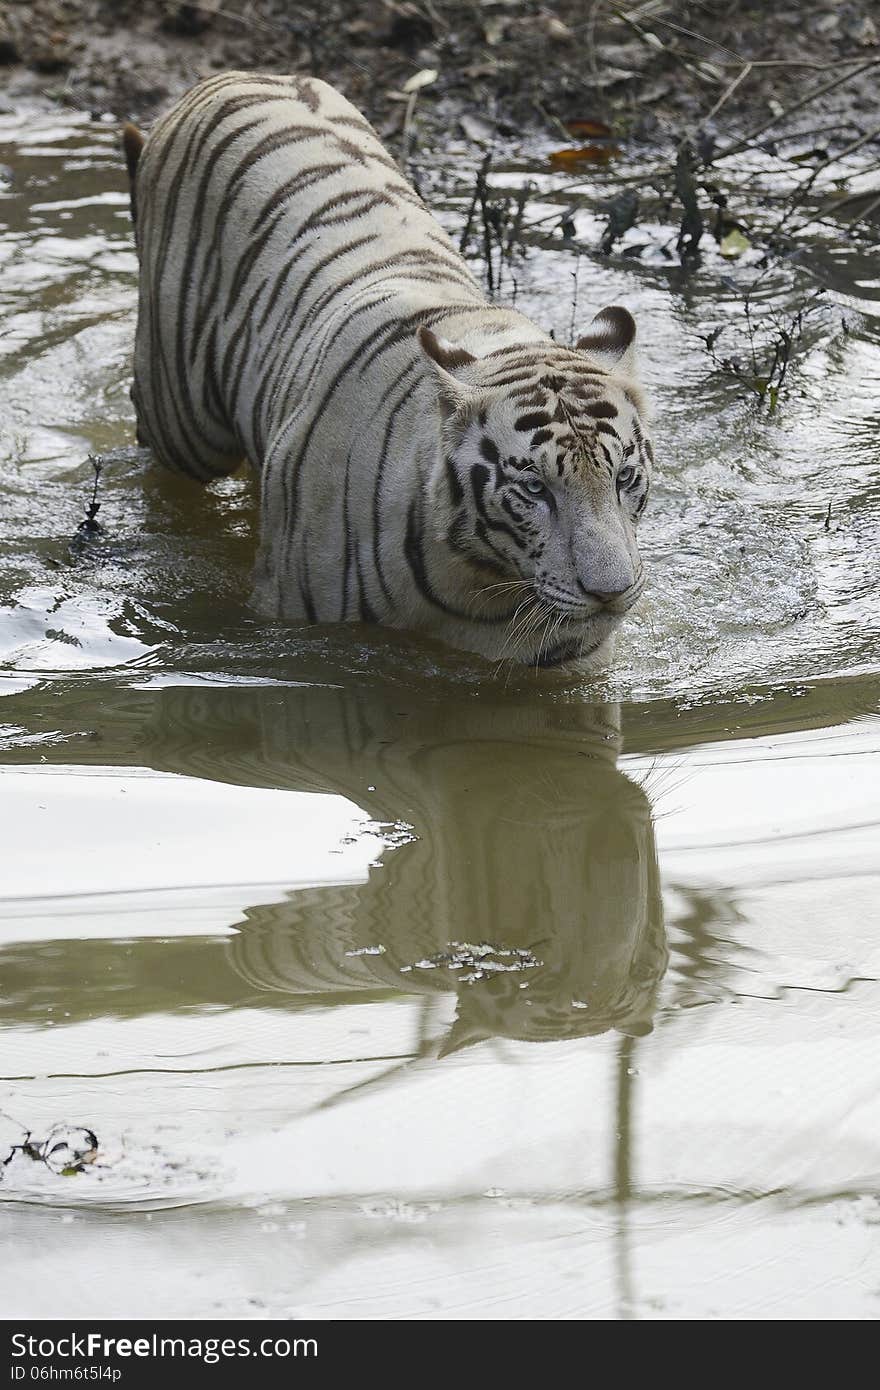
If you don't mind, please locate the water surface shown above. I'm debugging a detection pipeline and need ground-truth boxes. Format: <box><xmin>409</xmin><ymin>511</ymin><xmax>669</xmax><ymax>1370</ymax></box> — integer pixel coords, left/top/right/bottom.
<box><xmin>0</xmin><ymin>108</ymin><xmax>878</xmax><ymax>1320</ymax></box>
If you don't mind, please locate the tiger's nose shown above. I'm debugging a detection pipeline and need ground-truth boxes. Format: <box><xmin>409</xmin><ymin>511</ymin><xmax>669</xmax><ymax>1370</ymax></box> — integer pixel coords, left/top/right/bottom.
<box><xmin>586</xmin><ymin>587</ymin><xmax>629</xmax><ymax>605</ymax></box>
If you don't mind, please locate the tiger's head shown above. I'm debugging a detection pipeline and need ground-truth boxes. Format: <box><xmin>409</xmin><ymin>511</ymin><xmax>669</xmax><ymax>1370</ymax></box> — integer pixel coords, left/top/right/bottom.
<box><xmin>418</xmin><ymin>307</ymin><xmax>652</xmax><ymax>665</ymax></box>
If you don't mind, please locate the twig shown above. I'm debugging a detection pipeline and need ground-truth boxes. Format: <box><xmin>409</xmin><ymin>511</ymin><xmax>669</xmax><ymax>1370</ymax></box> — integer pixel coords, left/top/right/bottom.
<box><xmin>69</xmin><ymin>453</ymin><xmax>104</xmax><ymax>558</ymax></box>
<box><xmin>699</xmin><ymin>56</ymin><xmax>880</xmax><ymax>70</ymax></box>
<box><xmin>846</xmin><ymin>188</ymin><xmax>880</xmax><ymax>230</ymax></box>
<box><xmin>710</xmin><ymin>56</ymin><xmax>880</xmax><ymax>165</ymax></box>
<box><xmin>532</xmin><ymin>98</ymin><xmax>574</xmax><ymax>143</ymax></box>
<box><xmin>459</xmin><ymin>152</ymin><xmax>492</xmax><ymax>255</ymax></box>
<box><xmin>647</xmin><ymin>13</ymin><xmax>746</xmax><ymax>65</ymax></box>
<box><xmin>610</xmin><ymin>5</ymin><xmax>718</xmax><ymax>85</ymax></box>
<box><xmin>420</xmin><ymin>0</ymin><xmax>449</xmax><ymax>32</ymax></box>
<box><xmin>743</xmin><ymin>284</ymin><xmax>759</xmax><ymax>379</ymax></box>
<box><xmin>703</xmin><ymin>62</ymin><xmax>752</xmax><ymax>125</ymax></box>
<box><xmin>674</xmin><ymin>138</ymin><xmax>703</xmax><ymax>261</ymax></box>
<box><xmin>585</xmin><ymin>0</ymin><xmax>605</xmax><ymax>79</ymax></box>
<box><xmin>600</xmin><ymin>186</ymin><xmax>640</xmax><ymax>254</ymax></box>
<box><xmin>569</xmin><ymin>255</ymin><xmax>581</xmax><ymax>345</ymax></box>
<box><xmin>781</xmin><ymin>160</ymin><xmax>880</xmax><ymax>236</ymax></box>
<box><xmin>170</xmin><ymin>2</ymin><xmax>276</xmax><ymax>32</ymax></box>
<box><xmin>775</xmin><ymin>122</ymin><xmax>864</xmax><ymax>144</ymax></box>
<box><xmin>705</xmin><ymin>282</ymin><xmax>825</xmax><ymax>409</ymax></box>
<box><xmin>506</xmin><ymin>181</ymin><xmax>532</xmax><ymax>257</ymax></box>
<box><xmin>774</xmin><ymin>123</ymin><xmax>880</xmax><ymax>236</ymax></box>
<box><xmin>478</xmin><ymin>168</ymin><xmax>495</xmax><ymax>296</ymax></box>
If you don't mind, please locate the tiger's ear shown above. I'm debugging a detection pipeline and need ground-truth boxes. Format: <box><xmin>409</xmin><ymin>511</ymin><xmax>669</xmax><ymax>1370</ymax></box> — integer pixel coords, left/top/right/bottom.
<box><xmin>577</xmin><ymin>306</ymin><xmax>638</xmax><ymax>377</ymax></box>
<box><xmin>417</xmin><ymin>326</ymin><xmax>478</xmax><ymax>418</ymax></box>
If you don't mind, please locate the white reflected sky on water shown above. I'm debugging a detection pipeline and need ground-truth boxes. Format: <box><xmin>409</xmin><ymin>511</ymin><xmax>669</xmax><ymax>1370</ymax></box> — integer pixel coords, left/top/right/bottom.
<box><xmin>0</xmin><ymin>769</ymin><xmax>381</xmax><ymax>941</ymax></box>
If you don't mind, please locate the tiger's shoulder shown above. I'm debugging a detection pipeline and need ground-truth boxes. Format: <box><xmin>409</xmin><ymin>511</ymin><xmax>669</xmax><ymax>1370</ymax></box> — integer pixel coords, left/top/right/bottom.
<box><xmin>148</xmin><ymin>69</ymin><xmax>385</xmax><ymax>142</ymax></box>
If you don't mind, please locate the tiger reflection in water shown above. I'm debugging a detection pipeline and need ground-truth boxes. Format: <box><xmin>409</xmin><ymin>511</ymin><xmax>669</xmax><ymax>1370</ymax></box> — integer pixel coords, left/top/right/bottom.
<box><xmin>146</xmin><ymin>681</ymin><xmax>666</xmax><ymax>1051</ymax></box>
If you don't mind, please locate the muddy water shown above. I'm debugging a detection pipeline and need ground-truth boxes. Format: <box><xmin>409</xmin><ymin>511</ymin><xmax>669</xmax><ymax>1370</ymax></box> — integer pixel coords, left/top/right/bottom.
<box><xmin>0</xmin><ymin>109</ymin><xmax>878</xmax><ymax>1320</ymax></box>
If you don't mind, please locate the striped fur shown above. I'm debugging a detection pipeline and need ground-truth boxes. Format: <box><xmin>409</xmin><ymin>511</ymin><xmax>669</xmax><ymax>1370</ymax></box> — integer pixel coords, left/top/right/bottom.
<box><xmin>126</xmin><ymin>72</ymin><xmax>654</xmax><ymax>665</ymax></box>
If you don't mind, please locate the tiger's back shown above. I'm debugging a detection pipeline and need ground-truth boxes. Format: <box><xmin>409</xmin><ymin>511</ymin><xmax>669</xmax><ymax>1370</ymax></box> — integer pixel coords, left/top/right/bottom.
<box><xmin>132</xmin><ymin>75</ymin><xmax>480</xmax><ymax>465</ymax></box>
<box><xmin>127</xmin><ymin>73</ymin><xmax>653</xmax><ymax>664</ymax></box>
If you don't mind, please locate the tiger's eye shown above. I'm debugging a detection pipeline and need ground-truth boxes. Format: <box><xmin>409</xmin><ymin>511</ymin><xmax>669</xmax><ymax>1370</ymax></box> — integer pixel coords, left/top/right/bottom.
<box><xmin>617</xmin><ymin>464</ymin><xmax>636</xmax><ymax>487</ymax></box>
<box><xmin>522</xmin><ymin>477</ymin><xmax>547</xmax><ymax>497</ymax></box>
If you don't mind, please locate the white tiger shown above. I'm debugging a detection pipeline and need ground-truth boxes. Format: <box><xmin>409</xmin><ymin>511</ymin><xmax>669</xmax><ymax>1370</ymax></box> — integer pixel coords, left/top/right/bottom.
<box><xmin>123</xmin><ymin>72</ymin><xmax>653</xmax><ymax>666</ymax></box>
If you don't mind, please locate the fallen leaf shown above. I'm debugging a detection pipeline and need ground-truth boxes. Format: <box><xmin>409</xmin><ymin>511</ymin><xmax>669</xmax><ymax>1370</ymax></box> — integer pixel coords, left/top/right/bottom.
<box><xmin>402</xmin><ymin>68</ymin><xmax>438</xmax><ymax>94</ymax></box>
<box><xmin>459</xmin><ymin>113</ymin><xmax>494</xmax><ymax>145</ymax></box>
<box><xmin>639</xmin><ymin>77</ymin><xmax>672</xmax><ymax>104</ymax></box>
<box><xmin>719</xmin><ymin>228</ymin><xmax>751</xmax><ymax>258</ymax></box>
<box><xmin>565</xmin><ymin>119</ymin><xmax>612</xmax><ymax>138</ymax></box>
<box><xmin>550</xmin><ymin>145</ymin><xmax>619</xmax><ymax>169</ymax></box>
<box><xmin>589</xmin><ymin>66</ymin><xmax>636</xmax><ymax>89</ymax></box>
<box><xmin>483</xmin><ymin>17</ymin><xmax>508</xmax><ymax>45</ymax></box>
<box><xmin>541</xmin><ymin>16</ymin><xmax>573</xmax><ymax>41</ymax></box>
<box><xmin>789</xmin><ymin>148</ymin><xmax>829</xmax><ymax>164</ymax></box>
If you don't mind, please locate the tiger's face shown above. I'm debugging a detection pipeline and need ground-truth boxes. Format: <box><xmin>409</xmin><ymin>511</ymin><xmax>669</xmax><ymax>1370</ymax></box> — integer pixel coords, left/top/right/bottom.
<box><xmin>419</xmin><ymin>308</ymin><xmax>652</xmax><ymax>664</ymax></box>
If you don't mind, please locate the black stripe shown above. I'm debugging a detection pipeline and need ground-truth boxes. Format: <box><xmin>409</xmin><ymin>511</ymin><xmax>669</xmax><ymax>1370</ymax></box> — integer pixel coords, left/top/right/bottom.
<box><xmin>341</xmin><ymin>445</ymin><xmax>354</xmax><ymax>618</ymax></box>
<box><xmin>370</xmin><ymin>372</ymin><xmax>423</xmax><ymax>609</ymax></box>
<box><xmin>404</xmin><ymin>499</ymin><xmax>511</xmax><ymax>622</ymax></box>
<box><xmin>470</xmin><ymin>463</ymin><xmax>521</xmax><ymax>548</ymax></box>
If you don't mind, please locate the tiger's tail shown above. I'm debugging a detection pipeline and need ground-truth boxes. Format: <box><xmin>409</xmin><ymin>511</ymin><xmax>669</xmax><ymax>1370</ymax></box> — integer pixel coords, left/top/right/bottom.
<box><xmin>122</xmin><ymin>122</ymin><xmax>144</xmax><ymax>228</ymax></box>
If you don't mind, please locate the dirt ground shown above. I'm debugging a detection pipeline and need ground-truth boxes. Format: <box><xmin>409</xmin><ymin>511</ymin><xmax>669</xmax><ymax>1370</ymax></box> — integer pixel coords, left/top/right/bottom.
<box><xmin>0</xmin><ymin>1</ymin><xmax>878</xmax><ymax>149</ymax></box>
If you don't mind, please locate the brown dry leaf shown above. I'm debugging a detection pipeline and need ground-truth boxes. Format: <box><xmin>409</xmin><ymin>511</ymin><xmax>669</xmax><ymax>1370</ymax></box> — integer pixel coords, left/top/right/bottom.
<box><xmin>565</xmin><ymin>119</ymin><xmax>613</xmax><ymax>138</ymax></box>
<box><xmin>549</xmin><ymin>145</ymin><xmax>620</xmax><ymax>169</ymax></box>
